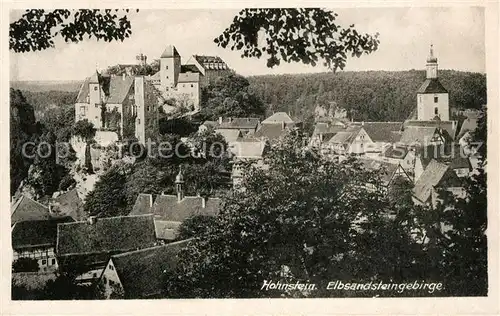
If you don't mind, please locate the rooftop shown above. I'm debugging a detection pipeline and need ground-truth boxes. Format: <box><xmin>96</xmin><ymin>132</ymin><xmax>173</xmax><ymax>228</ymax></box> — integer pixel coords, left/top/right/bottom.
<box><xmin>417</xmin><ymin>78</ymin><xmax>448</xmax><ymax>94</ymax></box>
<box><xmin>413</xmin><ymin>160</ymin><xmax>461</xmax><ymax>203</ymax></box>
<box><xmin>11</xmin><ymin>195</ymin><xmax>52</xmax><ymax>225</ymax></box>
<box><xmin>12</xmin><ymin>217</ymin><xmax>74</xmax><ymax>250</ymax></box>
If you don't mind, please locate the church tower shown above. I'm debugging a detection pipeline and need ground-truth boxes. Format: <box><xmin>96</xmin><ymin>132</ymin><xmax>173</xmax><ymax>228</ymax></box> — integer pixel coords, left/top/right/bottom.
<box><xmin>416</xmin><ymin>45</ymin><xmax>450</xmax><ymax>121</ymax></box>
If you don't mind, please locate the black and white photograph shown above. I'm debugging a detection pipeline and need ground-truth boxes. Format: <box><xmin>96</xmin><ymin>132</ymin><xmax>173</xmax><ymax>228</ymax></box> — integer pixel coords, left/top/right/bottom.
<box><xmin>4</xmin><ymin>2</ymin><xmax>497</xmax><ymax>311</ymax></box>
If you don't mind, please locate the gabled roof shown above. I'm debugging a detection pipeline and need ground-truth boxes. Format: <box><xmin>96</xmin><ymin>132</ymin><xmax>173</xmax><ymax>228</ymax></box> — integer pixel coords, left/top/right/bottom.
<box><xmin>146</xmin><ymin>71</ymin><xmax>161</xmax><ymax>81</ymax></box>
<box><xmin>218</xmin><ymin>118</ymin><xmax>260</xmax><ymax>130</ymax></box>
<box><xmin>56</xmin><ymin>214</ymin><xmax>157</xmax><ymax>257</ymax></box>
<box><xmin>417</xmin><ymin>78</ymin><xmax>448</xmax><ymax>94</ymax></box>
<box><xmin>412</xmin><ymin>160</ymin><xmax>461</xmax><ymax>203</ymax></box>
<box><xmin>181</xmin><ymin>64</ymin><xmax>200</xmax><ymax>73</ymax></box>
<box><xmin>399</xmin><ymin>126</ymin><xmax>440</xmax><ymax>145</ymax></box>
<box><xmin>12</xmin><ymin>217</ymin><xmax>74</xmax><ymax>250</ymax></box>
<box><xmin>312</xmin><ymin>123</ymin><xmax>346</xmax><ymax>137</ymax></box>
<box><xmin>404</xmin><ymin>120</ymin><xmax>457</xmax><ymax>140</ymax></box>
<box><xmin>358</xmin><ymin>158</ymin><xmax>400</xmax><ymax>185</ymax></box>
<box><xmin>51</xmin><ymin>189</ymin><xmax>86</xmax><ymax>221</ymax></box>
<box><xmin>160</xmin><ymin>45</ymin><xmax>180</xmax><ymax>58</ymax></box>
<box><xmin>106</xmin><ymin>76</ymin><xmax>134</xmax><ymax>104</ymax></box>
<box><xmin>88</xmin><ymin>71</ymin><xmax>101</xmax><ymax>84</ymax></box>
<box><xmin>11</xmin><ymin>196</ymin><xmax>52</xmax><ymax>225</ymax></box>
<box><xmin>110</xmin><ymin>239</ymin><xmax>191</xmax><ymax>298</ymax></box>
<box><xmin>328</xmin><ymin>126</ymin><xmax>362</xmax><ymax>145</ymax></box>
<box><xmin>383</xmin><ymin>145</ymin><xmax>410</xmax><ymax>159</ymax></box>
<box><xmin>262</xmin><ymin>112</ymin><xmax>294</xmax><ymax>124</ymax></box>
<box><xmin>232</xmin><ymin>138</ymin><xmax>267</xmax><ymax>158</ymax></box>
<box><xmin>178</xmin><ymin>72</ymin><xmax>200</xmax><ymax>83</ymax></box>
<box><xmin>130</xmin><ymin>194</ymin><xmax>221</xmax><ymax>222</ymax></box>
<box><xmin>216</xmin><ymin>129</ymin><xmax>242</xmax><ymax>143</ymax></box>
<box><xmin>416</xmin><ymin>144</ymin><xmax>471</xmax><ymax>170</ymax></box>
<box><xmin>353</xmin><ymin>122</ymin><xmax>404</xmax><ymax>143</ymax></box>
<box><xmin>76</xmin><ymin>77</ymin><xmax>91</xmax><ymax>103</ymax></box>
<box><xmin>193</xmin><ymin>55</ymin><xmax>228</xmax><ymax>70</ymax></box>
<box><xmin>254</xmin><ymin>123</ymin><xmax>291</xmax><ymax>141</ymax></box>
<box><xmin>131</xmin><ymin>193</ymin><xmax>154</xmax><ymax>217</ymax></box>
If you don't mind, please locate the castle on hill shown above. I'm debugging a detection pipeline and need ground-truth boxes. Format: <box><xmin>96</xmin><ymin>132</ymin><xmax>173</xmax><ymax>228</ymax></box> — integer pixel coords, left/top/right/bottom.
<box><xmin>74</xmin><ymin>45</ymin><xmax>232</xmax><ymax>145</ymax></box>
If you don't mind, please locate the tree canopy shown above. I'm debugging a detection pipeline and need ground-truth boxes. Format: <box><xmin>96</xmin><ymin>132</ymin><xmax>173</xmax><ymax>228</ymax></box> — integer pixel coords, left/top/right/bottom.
<box><xmin>10</xmin><ymin>9</ymin><xmax>136</xmax><ymax>52</ymax></box>
<box><xmin>215</xmin><ymin>8</ymin><xmax>380</xmax><ymax>70</ymax></box>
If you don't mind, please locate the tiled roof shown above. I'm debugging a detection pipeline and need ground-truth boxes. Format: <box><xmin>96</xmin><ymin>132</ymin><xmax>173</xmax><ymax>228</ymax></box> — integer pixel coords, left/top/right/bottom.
<box><xmin>328</xmin><ymin>126</ymin><xmax>361</xmax><ymax>145</ymax></box>
<box><xmin>457</xmin><ymin>118</ymin><xmax>478</xmax><ymax>139</ymax></box>
<box><xmin>56</xmin><ymin>214</ymin><xmax>157</xmax><ymax>256</ymax></box>
<box><xmin>417</xmin><ymin>78</ymin><xmax>448</xmax><ymax>94</ymax></box>
<box><xmin>106</xmin><ymin>76</ymin><xmax>134</xmax><ymax>104</ymax></box>
<box><xmin>178</xmin><ymin>72</ymin><xmax>200</xmax><ymax>83</ymax></box>
<box><xmin>76</xmin><ymin>77</ymin><xmax>91</xmax><ymax>103</ymax></box>
<box><xmin>352</xmin><ymin>122</ymin><xmax>403</xmax><ymax>143</ymax></box>
<box><xmin>11</xmin><ymin>196</ymin><xmax>52</xmax><ymax>225</ymax></box>
<box><xmin>262</xmin><ymin>112</ymin><xmax>294</xmax><ymax>124</ymax></box>
<box><xmin>413</xmin><ymin>160</ymin><xmax>461</xmax><ymax>203</ymax></box>
<box><xmin>417</xmin><ymin>144</ymin><xmax>471</xmax><ymax>170</ymax></box>
<box><xmin>160</xmin><ymin>45</ymin><xmax>180</xmax><ymax>58</ymax></box>
<box><xmin>181</xmin><ymin>64</ymin><xmax>200</xmax><ymax>73</ymax></box>
<box><xmin>218</xmin><ymin>118</ymin><xmax>260</xmax><ymax>130</ymax></box>
<box><xmin>130</xmin><ymin>194</ymin><xmax>221</xmax><ymax>222</ymax></box>
<box><xmin>358</xmin><ymin>158</ymin><xmax>399</xmax><ymax>185</ymax></box>
<box><xmin>146</xmin><ymin>72</ymin><xmax>161</xmax><ymax>81</ymax></box>
<box><xmin>154</xmin><ymin>221</ymin><xmax>182</xmax><ymax>241</ymax></box>
<box><xmin>232</xmin><ymin>139</ymin><xmax>267</xmax><ymax>158</ymax></box>
<box><xmin>216</xmin><ymin>129</ymin><xmax>242</xmax><ymax>142</ymax></box>
<box><xmin>193</xmin><ymin>55</ymin><xmax>228</xmax><ymax>70</ymax></box>
<box><xmin>399</xmin><ymin>126</ymin><xmax>439</xmax><ymax>145</ymax></box>
<box><xmin>383</xmin><ymin>145</ymin><xmax>410</xmax><ymax>159</ymax></box>
<box><xmin>51</xmin><ymin>189</ymin><xmax>86</xmax><ymax>221</ymax></box>
<box><xmin>404</xmin><ymin>120</ymin><xmax>457</xmax><ymax>140</ymax></box>
<box><xmin>312</xmin><ymin>123</ymin><xmax>346</xmax><ymax>137</ymax></box>
<box><xmin>12</xmin><ymin>217</ymin><xmax>74</xmax><ymax>250</ymax></box>
<box><xmin>254</xmin><ymin>123</ymin><xmax>291</xmax><ymax>141</ymax></box>
<box><xmin>110</xmin><ymin>239</ymin><xmax>191</xmax><ymax>298</ymax></box>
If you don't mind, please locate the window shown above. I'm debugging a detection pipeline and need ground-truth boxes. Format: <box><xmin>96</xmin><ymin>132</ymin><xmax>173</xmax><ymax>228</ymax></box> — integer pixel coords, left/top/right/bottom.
<box><xmin>94</xmin><ymin>86</ymin><xmax>98</xmax><ymax>91</ymax></box>
<box><xmin>51</xmin><ymin>259</ymin><xmax>56</xmax><ymax>265</ymax></box>
<box><xmin>434</xmin><ymin>96</ymin><xmax>438</xmax><ymax>103</ymax></box>
<box><xmin>79</xmin><ymin>106</ymin><xmax>86</xmax><ymax>115</ymax></box>
<box><xmin>42</xmin><ymin>259</ymin><xmax>47</xmax><ymax>265</ymax></box>
<box><xmin>166</xmin><ymin>66</ymin><xmax>168</xmax><ymax>69</ymax></box>
<box><xmin>137</xmin><ymin>118</ymin><xmax>141</xmax><ymax>124</ymax></box>
<box><xmin>182</xmin><ymin>84</ymin><xmax>185</xmax><ymax>88</ymax></box>
<box><xmin>434</xmin><ymin>107</ymin><xmax>439</xmax><ymax>115</ymax></box>
<box><xmin>147</xmin><ymin>106</ymin><xmax>150</xmax><ymax>112</ymax></box>
<box><xmin>93</xmin><ymin>272</ymin><xmax>97</xmax><ymax>278</ymax></box>
<box><xmin>191</xmin><ymin>84</ymin><xmax>194</xmax><ymax>88</ymax></box>
<box><xmin>95</xmin><ymin>104</ymin><xmax>99</xmax><ymax>108</ymax></box>
<box><xmin>110</xmin><ymin>265</ymin><xmax>114</xmax><ymax>271</ymax></box>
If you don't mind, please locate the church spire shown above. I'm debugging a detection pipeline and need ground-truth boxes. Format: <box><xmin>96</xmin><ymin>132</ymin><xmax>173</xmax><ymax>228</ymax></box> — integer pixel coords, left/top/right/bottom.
<box><xmin>426</xmin><ymin>44</ymin><xmax>438</xmax><ymax>79</ymax></box>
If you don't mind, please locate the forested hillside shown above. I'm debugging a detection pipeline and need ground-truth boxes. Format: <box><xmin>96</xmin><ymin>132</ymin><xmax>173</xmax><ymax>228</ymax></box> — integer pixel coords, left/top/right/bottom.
<box><xmin>247</xmin><ymin>70</ymin><xmax>486</xmax><ymax>122</ymax></box>
<box><xmin>20</xmin><ymin>90</ymin><xmax>78</xmax><ymax>120</ymax></box>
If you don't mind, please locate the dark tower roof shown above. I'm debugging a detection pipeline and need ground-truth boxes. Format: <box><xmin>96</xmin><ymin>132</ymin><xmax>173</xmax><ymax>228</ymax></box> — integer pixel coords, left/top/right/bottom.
<box><xmin>417</xmin><ymin>78</ymin><xmax>448</xmax><ymax>94</ymax></box>
<box><xmin>427</xmin><ymin>44</ymin><xmax>438</xmax><ymax>63</ymax></box>
<box><xmin>161</xmin><ymin>45</ymin><xmax>180</xmax><ymax>58</ymax></box>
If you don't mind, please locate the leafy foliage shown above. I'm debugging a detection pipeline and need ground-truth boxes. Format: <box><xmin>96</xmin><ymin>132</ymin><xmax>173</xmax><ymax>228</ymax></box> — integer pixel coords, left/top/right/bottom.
<box><xmin>12</xmin><ymin>258</ymin><xmax>39</xmax><ymax>272</ymax></box>
<box><xmin>84</xmin><ymin>165</ymin><xmax>128</xmax><ymax>217</ymax></box>
<box><xmin>10</xmin><ymin>9</ymin><xmax>136</xmax><ymax>52</ymax></box>
<box><xmin>199</xmin><ymin>73</ymin><xmax>266</xmax><ymax>121</ymax></box>
<box><xmin>215</xmin><ymin>9</ymin><xmax>379</xmax><ymax>70</ymax></box>
<box><xmin>72</xmin><ymin>119</ymin><xmax>96</xmax><ymax>142</ymax></box>
<box><xmin>177</xmin><ymin>215</ymin><xmax>219</xmax><ymax>240</ymax></box>
<box><xmin>105</xmin><ymin>59</ymin><xmax>160</xmax><ymax>76</ymax></box>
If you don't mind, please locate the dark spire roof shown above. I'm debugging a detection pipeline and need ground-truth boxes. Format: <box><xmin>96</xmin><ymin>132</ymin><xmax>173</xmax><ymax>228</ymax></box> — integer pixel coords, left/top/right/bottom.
<box><xmin>417</xmin><ymin>78</ymin><xmax>448</xmax><ymax>94</ymax></box>
<box><xmin>161</xmin><ymin>45</ymin><xmax>180</xmax><ymax>58</ymax></box>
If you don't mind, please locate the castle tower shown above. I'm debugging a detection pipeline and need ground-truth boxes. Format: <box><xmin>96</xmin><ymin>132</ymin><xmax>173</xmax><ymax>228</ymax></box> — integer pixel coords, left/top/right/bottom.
<box><xmin>160</xmin><ymin>45</ymin><xmax>181</xmax><ymax>90</ymax></box>
<box><xmin>416</xmin><ymin>45</ymin><xmax>450</xmax><ymax>121</ymax></box>
<box><xmin>88</xmin><ymin>70</ymin><xmax>103</xmax><ymax>128</ymax></box>
<box><xmin>175</xmin><ymin>166</ymin><xmax>185</xmax><ymax>202</ymax></box>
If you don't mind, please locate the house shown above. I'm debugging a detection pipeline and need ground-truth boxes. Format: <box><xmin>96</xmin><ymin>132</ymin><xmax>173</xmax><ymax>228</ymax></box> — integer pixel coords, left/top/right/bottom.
<box><xmin>309</xmin><ymin>123</ymin><xmax>347</xmax><ymax>148</ymax></box>
<box><xmin>11</xmin><ymin>195</ymin><xmax>52</xmax><ymax>225</ymax></box>
<box><xmin>262</xmin><ymin>112</ymin><xmax>295</xmax><ymax>124</ymax></box>
<box><xmin>253</xmin><ymin>112</ymin><xmax>301</xmax><ymax>142</ymax></box>
<box><xmin>230</xmin><ymin>138</ymin><xmax>269</xmax><ymax>188</ymax></box>
<box><xmin>412</xmin><ymin>159</ymin><xmax>464</xmax><ymax>208</ymax></box>
<box><xmin>352</xmin><ymin>122</ymin><xmax>403</xmax><ymax>152</ymax></box>
<box><xmin>185</xmin><ymin>55</ymin><xmax>232</xmax><ymax>87</ymax></box>
<box><xmin>12</xmin><ymin>217</ymin><xmax>74</xmax><ymax>272</ymax></box>
<box><xmin>50</xmin><ymin>189</ymin><xmax>86</xmax><ymax>221</ymax></box>
<box><xmin>327</xmin><ymin>126</ymin><xmax>374</xmax><ymax>155</ymax></box>
<box><xmin>413</xmin><ymin>144</ymin><xmax>472</xmax><ymax>182</ymax></box>
<box><xmin>358</xmin><ymin>158</ymin><xmax>412</xmax><ymax>189</ymax></box>
<box><xmin>98</xmin><ymin>239</ymin><xmax>191</xmax><ymax>299</ymax></box>
<box><xmin>215</xmin><ymin>117</ymin><xmax>261</xmax><ymax>136</ymax></box>
<box><xmin>130</xmin><ymin>170</ymin><xmax>222</xmax><ymax>241</ymax></box>
<box><xmin>457</xmin><ymin>116</ymin><xmax>479</xmax><ymax>154</ymax></box>
<box><xmin>75</xmin><ymin>71</ymin><xmax>160</xmax><ymax>145</ymax></box>
<box><xmin>398</xmin><ymin>126</ymin><xmax>445</xmax><ymax>146</ymax></box>
<box><xmin>56</xmin><ymin>214</ymin><xmax>157</xmax><ymax>284</ymax></box>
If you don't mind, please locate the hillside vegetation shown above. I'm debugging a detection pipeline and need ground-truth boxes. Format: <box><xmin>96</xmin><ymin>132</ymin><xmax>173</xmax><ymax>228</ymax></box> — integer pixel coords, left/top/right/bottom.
<box><xmin>247</xmin><ymin>70</ymin><xmax>486</xmax><ymax>122</ymax></box>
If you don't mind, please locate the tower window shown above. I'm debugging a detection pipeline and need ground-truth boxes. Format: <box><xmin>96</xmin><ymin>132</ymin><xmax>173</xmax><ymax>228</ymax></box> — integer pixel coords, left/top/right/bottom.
<box><xmin>434</xmin><ymin>107</ymin><xmax>439</xmax><ymax>115</ymax></box>
<box><xmin>166</xmin><ymin>66</ymin><xmax>168</xmax><ymax>69</ymax></box>
<box><xmin>191</xmin><ymin>84</ymin><xmax>194</xmax><ymax>88</ymax></box>
<box><xmin>434</xmin><ymin>96</ymin><xmax>438</xmax><ymax>103</ymax></box>
<box><xmin>94</xmin><ymin>86</ymin><xmax>98</xmax><ymax>91</ymax></box>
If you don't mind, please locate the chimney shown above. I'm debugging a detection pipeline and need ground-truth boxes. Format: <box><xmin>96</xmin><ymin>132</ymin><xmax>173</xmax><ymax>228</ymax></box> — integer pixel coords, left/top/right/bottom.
<box><xmin>201</xmin><ymin>197</ymin><xmax>206</xmax><ymax>208</ymax></box>
<box><xmin>175</xmin><ymin>166</ymin><xmax>185</xmax><ymax>202</ymax></box>
<box><xmin>149</xmin><ymin>194</ymin><xmax>153</xmax><ymax>207</ymax></box>
<box><xmin>122</xmin><ymin>73</ymin><xmax>126</xmax><ymax>81</ymax></box>
<box><xmin>218</xmin><ymin>117</ymin><xmax>223</xmax><ymax>124</ymax></box>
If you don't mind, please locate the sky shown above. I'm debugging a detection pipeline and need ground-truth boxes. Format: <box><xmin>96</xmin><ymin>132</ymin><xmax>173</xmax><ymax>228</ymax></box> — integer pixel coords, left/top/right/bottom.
<box><xmin>9</xmin><ymin>6</ymin><xmax>486</xmax><ymax>81</ymax></box>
